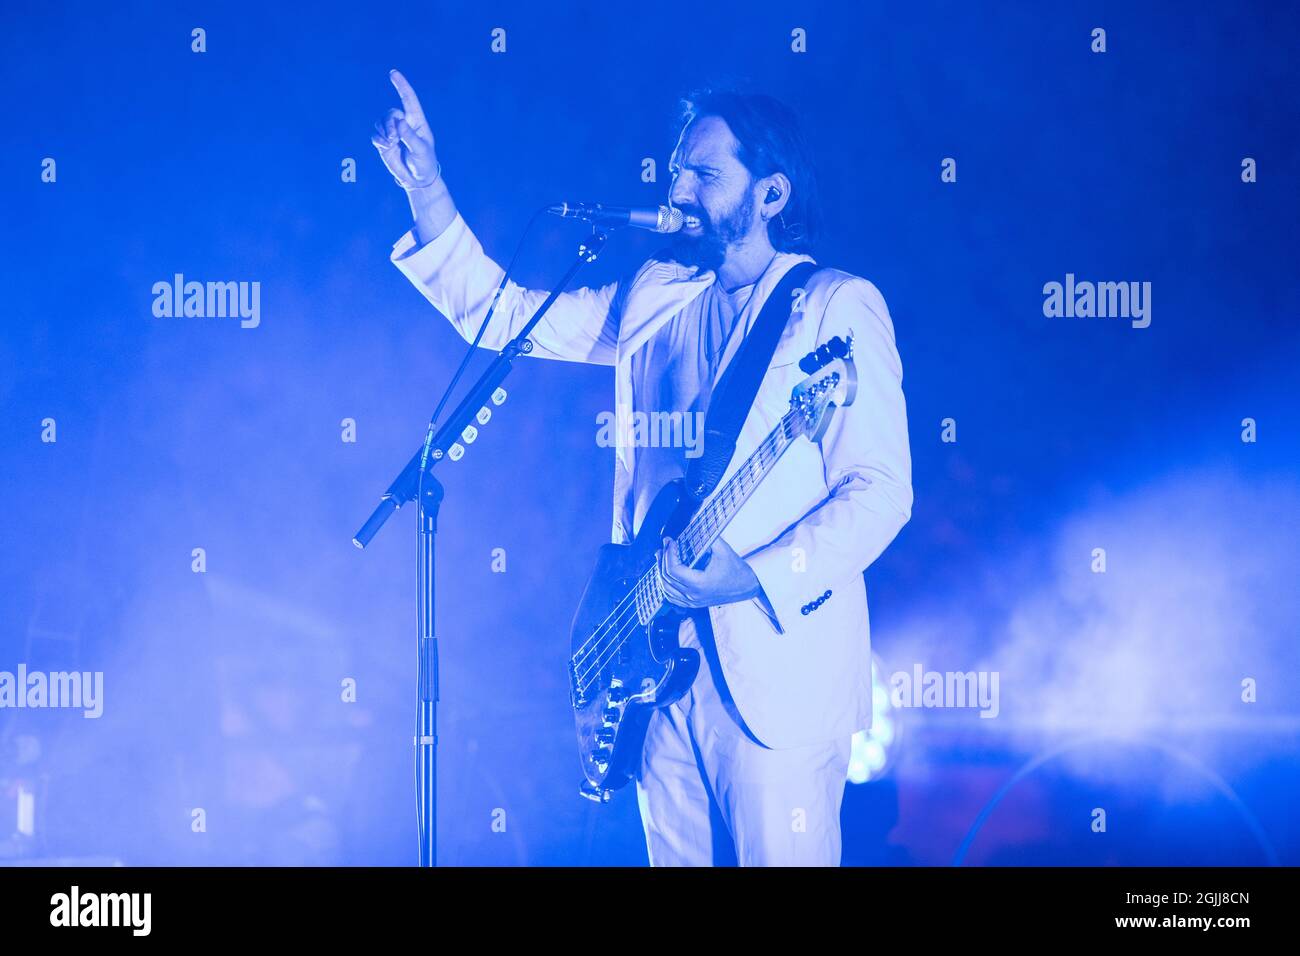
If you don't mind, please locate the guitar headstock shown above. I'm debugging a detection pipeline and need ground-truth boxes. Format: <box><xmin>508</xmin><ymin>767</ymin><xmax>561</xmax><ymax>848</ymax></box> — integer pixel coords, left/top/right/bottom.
<box><xmin>789</xmin><ymin>335</ymin><xmax>857</xmax><ymax>441</ymax></box>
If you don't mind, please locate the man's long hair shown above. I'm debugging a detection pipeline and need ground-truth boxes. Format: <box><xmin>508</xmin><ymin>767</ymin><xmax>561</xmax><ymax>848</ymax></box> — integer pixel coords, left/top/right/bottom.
<box><xmin>677</xmin><ymin>88</ymin><xmax>823</xmax><ymax>254</ymax></box>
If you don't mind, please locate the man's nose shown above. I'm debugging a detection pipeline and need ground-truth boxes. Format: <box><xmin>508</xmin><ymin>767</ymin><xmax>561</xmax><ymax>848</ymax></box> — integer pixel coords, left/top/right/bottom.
<box><xmin>669</xmin><ymin>179</ymin><xmax>694</xmax><ymax>209</ymax></box>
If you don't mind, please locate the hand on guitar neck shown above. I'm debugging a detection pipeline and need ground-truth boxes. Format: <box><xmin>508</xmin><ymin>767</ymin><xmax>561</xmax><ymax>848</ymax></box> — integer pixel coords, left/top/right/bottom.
<box><xmin>657</xmin><ymin>534</ymin><xmax>766</xmax><ymax>610</ymax></box>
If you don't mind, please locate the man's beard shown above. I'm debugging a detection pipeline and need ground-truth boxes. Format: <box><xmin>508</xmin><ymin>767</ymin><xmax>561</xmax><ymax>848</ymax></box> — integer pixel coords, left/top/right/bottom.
<box><xmin>667</xmin><ymin>189</ymin><xmax>756</xmax><ymax>273</ymax></box>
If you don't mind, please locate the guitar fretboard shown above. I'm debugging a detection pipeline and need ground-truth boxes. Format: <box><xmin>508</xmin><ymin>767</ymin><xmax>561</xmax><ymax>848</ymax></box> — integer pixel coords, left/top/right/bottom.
<box><xmin>678</xmin><ymin>408</ymin><xmax>804</xmax><ymax>566</ymax></box>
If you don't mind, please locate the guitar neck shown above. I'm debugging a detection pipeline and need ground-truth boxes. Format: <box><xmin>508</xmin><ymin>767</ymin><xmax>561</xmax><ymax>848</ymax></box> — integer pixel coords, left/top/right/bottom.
<box><xmin>678</xmin><ymin>408</ymin><xmax>803</xmax><ymax>567</ymax></box>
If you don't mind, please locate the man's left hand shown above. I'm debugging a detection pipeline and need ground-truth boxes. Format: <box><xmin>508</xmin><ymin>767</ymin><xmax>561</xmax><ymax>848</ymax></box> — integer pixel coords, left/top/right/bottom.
<box><xmin>659</xmin><ymin>535</ymin><xmax>762</xmax><ymax>609</ymax></box>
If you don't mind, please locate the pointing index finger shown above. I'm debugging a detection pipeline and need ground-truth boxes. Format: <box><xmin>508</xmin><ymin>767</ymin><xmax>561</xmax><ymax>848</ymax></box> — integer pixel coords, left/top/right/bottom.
<box><xmin>389</xmin><ymin>70</ymin><xmax>427</xmax><ymax>130</ymax></box>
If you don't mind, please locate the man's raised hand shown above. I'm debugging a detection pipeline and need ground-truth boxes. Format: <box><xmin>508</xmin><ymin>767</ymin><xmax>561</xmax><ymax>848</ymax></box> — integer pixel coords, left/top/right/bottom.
<box><xmin>372</xmin><ymin>70</ymin><xmax>440</xmax><ymax>189</ymax></box>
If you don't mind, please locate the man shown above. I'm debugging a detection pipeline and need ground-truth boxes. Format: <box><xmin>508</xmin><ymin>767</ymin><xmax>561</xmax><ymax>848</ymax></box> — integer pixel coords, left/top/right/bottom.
<box><xmin>372</xmin><ymin>70</ymin><xmax>912</xmax><ymax>866</ymax></box>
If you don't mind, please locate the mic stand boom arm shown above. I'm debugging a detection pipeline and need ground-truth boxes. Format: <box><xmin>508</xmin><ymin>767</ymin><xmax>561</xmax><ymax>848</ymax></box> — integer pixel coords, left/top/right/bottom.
<box><xmin>353</xmin><ymin>227</ymin><xmax>608</xmax><ymax>548</ymax></box>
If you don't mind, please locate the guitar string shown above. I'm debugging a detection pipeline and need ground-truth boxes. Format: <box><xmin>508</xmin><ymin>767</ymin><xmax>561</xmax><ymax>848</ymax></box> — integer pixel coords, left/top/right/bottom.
<box><xmin>570</xmin><ymin>411</ymin><xmax>802</xmax><ymax>692</ymax></box>
<box><xmin>567</xmin><ymin>409</ymin><xmax>798</xmax><ymax>678</ymax></box>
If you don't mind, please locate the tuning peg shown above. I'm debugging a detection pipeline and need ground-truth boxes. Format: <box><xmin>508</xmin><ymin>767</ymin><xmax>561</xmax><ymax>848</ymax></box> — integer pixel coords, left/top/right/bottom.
<box><xmin>476</xmin><ymin>406</ymin><xmax>492</xmax><ymax>425</ymax></box>
<box><xmin>800</xmin><ymin>336</ymin><xmax>854</xmax><ymax>375</ymax></box>
<box><xmin>800</xmin><ymin>344</ymin><xmax>830</xmax><ymax>374</ymax></box>
<box><xmin>491</xmin><ymin>387</ymin><xmax>507</xmax><ymax>405</ymax></box>
<box><xmin>448</xmin><ymin>442</ymin><xmax>465</xmax><ymax>461</ymax></box>
<box><xmin>461</xmin><ymin>424</ymin><xmax>478</xmax><ymax>444</ymax></box>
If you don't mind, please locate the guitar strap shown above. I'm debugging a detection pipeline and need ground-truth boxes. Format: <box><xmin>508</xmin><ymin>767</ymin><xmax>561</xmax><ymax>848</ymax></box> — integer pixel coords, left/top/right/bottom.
<box><xmin>684</xmin><ymin>260</ymin><xmax>820</xmax><ymax>503</ymax></box>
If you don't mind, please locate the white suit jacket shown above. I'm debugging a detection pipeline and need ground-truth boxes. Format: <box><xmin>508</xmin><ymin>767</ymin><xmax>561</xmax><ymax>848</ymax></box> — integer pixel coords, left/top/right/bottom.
<box><xmin>392</xmin><ymin>214</ymin><xmax>912</xmax><ymax>749</ymax></box>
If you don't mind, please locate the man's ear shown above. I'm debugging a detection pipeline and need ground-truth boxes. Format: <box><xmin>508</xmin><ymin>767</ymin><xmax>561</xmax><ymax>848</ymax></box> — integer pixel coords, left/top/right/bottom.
<box><xmin>761</xmin><ymin>172</ymin><xmax>792</xmax><ymax>216</ymax></box>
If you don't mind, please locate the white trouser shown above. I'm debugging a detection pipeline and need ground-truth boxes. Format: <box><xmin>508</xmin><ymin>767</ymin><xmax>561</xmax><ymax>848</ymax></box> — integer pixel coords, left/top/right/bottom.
<box><xmin>634</xmin><ymin>615</ymin><xmax>852</xmax><ymax>866</ymax></box>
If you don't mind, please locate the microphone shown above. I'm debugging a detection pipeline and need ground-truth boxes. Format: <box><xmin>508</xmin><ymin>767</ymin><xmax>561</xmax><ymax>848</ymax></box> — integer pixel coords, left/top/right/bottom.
<box><xmin>548</xmin><ymin>202</ymin><xmax>683</xmax><ymax>233</ymax></box>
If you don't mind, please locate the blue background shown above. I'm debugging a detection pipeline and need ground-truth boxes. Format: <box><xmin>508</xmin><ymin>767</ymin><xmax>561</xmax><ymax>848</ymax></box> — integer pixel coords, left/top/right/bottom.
<box><xmin>1</xmin><ymin>0</ymin><xmax>1297</xmax><ymax>865</ymax></box>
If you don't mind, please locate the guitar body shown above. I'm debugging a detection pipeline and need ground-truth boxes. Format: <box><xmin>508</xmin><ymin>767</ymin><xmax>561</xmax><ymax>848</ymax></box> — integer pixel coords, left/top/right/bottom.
<box><xmin>569</xmin><ymin>478</ymin><xmax>701</xmax><ymax>800</ymax></box>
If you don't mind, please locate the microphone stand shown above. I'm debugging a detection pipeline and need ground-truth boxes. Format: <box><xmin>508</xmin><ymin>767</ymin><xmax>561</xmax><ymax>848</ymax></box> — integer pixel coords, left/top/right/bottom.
<box><xmin>354</xmin><ymin>226</ymin><xmax>610</xmax><ymax>867</ymax></box>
